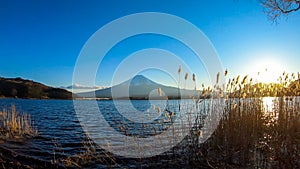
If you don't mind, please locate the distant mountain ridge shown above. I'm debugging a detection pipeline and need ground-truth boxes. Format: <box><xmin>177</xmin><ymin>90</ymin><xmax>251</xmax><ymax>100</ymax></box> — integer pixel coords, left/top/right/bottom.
<box><xmin>0</xmin><ymin>77</ymin><xmax>74</xmax><ymax>99</ymax></box>
<box><xmin>78</xmin><ymin>75</ymin><xmax>196</xmax><ymax>99</ymax></box>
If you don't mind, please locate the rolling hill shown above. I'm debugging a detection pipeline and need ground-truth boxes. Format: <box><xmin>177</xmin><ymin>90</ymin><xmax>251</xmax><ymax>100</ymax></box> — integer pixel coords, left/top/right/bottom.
<box><xmin>0</xmin><ymin>77</ymin><xmax>74</xmax><ymax>100</ymax></box>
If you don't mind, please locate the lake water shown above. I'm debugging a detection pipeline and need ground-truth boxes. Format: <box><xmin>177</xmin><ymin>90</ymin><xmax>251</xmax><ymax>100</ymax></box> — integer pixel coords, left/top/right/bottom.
<box><xmin>0</xmin><ymin>97</ymin><xmax>282</xmax><ymax>168</ymax></box>
<box><xmin>0</xmin><ymin>99</ymin><xmax>85</xmax><ymax>163</ymax></box>
<box><xmin>0</xmin><ymin>98</ymin><xmax>206</xmax><ymax>168</ymax></box>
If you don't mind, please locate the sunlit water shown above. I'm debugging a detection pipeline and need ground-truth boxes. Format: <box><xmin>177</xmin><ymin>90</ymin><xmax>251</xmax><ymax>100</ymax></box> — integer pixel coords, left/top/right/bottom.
<box><xmin>263</xmin><ymin>97</ymin><xmax>275</xmax><ymax>113</ymax></box>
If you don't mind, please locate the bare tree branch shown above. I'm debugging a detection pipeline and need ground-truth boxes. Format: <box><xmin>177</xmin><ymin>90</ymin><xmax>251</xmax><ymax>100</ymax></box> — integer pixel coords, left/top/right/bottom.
<box><xmin>261</xmin><ymin>0</ymin><xmax>300</xmax><ymax>21</ymax></box>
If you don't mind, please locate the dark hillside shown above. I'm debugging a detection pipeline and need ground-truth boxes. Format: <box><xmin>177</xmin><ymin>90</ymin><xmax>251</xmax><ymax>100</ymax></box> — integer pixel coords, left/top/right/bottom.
<box><xmin>0</xmin><ymin>77</ymin><xmax>74</xmax><ymax>99</ymax></box>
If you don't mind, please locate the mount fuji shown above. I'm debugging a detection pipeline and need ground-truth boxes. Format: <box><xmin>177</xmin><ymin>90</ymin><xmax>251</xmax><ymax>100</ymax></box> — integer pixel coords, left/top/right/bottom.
<box><xmin>77</xmin><ymin>75</ymin><xmax>196</xmax><ymax>99</ymax></box>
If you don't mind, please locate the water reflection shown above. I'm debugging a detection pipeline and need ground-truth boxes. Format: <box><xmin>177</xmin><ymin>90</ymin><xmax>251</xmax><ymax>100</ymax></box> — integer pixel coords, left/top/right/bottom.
<box><xmin>262</xmin><ymin>97</ymin><xmax>280</xmax><ymax>126</ymax></box>
<box><xmin>262</xmin><ymin>97</ymin><xmax>275</xmax><ymax>113</ymax></box>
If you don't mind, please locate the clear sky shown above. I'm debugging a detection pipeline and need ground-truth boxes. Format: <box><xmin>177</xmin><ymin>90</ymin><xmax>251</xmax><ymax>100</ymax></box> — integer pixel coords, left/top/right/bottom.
<box><xmin>0</xmin><ymin>0</ymin><xmax>299</xmax><ymax>89</ymax></box>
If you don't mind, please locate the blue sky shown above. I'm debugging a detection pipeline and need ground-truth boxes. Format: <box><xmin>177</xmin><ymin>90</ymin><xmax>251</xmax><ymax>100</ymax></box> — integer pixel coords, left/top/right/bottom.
<box><xmin>0</xmin><ymin>0</ymin><xmax>299</xmax><ymax>89</ymax></box>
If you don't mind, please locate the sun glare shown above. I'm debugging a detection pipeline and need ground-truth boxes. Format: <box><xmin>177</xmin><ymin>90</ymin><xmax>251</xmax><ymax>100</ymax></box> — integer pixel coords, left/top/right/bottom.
<box><xmin>250</xmin><ymin>59</ymin><xmax>286</xmax><ymax>84</ymax></box>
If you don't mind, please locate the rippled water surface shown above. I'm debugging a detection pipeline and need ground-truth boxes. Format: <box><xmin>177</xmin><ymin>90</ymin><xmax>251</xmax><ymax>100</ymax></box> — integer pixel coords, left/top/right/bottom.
<box><xmin>0</xmin><ymin>97</ymin><xmax>282</xmax><ymax>167</ymax></box>
<box><xmin>0</xmin><ymin>99</ymin><xmax>86</xmax><ymax>162</ymax></box>
<box><xmin>0</xmin><ymin>98</ymin><xmax>190</xmax><ymax>167</ymax></box>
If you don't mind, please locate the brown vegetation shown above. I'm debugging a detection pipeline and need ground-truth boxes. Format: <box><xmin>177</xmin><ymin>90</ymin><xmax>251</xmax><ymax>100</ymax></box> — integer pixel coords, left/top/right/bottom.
<box><xmin>0</xmin><ymin>104</ymin><xmax>38</xmax><ymax>140</ymax></box>
<box><xmin>185</xmin><ymin>69</ymin><xmax>300</xmax><ymax>168</ymax></box>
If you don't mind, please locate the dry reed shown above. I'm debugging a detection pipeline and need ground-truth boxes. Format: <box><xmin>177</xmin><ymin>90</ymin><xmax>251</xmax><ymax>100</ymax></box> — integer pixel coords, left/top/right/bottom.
<box><xmin>0</xmin><ymin>104</ymin><xmax>38</xmax><ymax>140</ymax></box>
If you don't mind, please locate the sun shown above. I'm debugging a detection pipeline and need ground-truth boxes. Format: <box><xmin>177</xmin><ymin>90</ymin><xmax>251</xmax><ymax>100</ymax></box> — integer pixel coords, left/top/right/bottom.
<box><xmin>250</xmin><ymin>59</ymin><xmax>286</xmax><ymax>84</ymax></box>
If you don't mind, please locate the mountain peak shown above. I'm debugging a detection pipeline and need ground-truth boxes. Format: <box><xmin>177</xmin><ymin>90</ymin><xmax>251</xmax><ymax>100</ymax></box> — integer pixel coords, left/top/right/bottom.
<box><xmin>132</xmin><ymin>75</ymin><xmax>148</xmax><ymax>81</ymax></box>
<box><xmin>130</xmin><ymin>75</ymin><xmax>156</xmax><ymax>86</ymax></box>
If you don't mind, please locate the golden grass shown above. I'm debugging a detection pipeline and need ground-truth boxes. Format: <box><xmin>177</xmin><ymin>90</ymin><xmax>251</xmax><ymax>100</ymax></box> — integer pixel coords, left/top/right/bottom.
<box><xmin>185</xmin><ymin>69</ymin><xmax>300</xmax><ymax>168</ymax></box>
<box><xmin>0</xmin><ymin>104</ymin><xmax>38</xmax><ymax>139</ymax></box>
